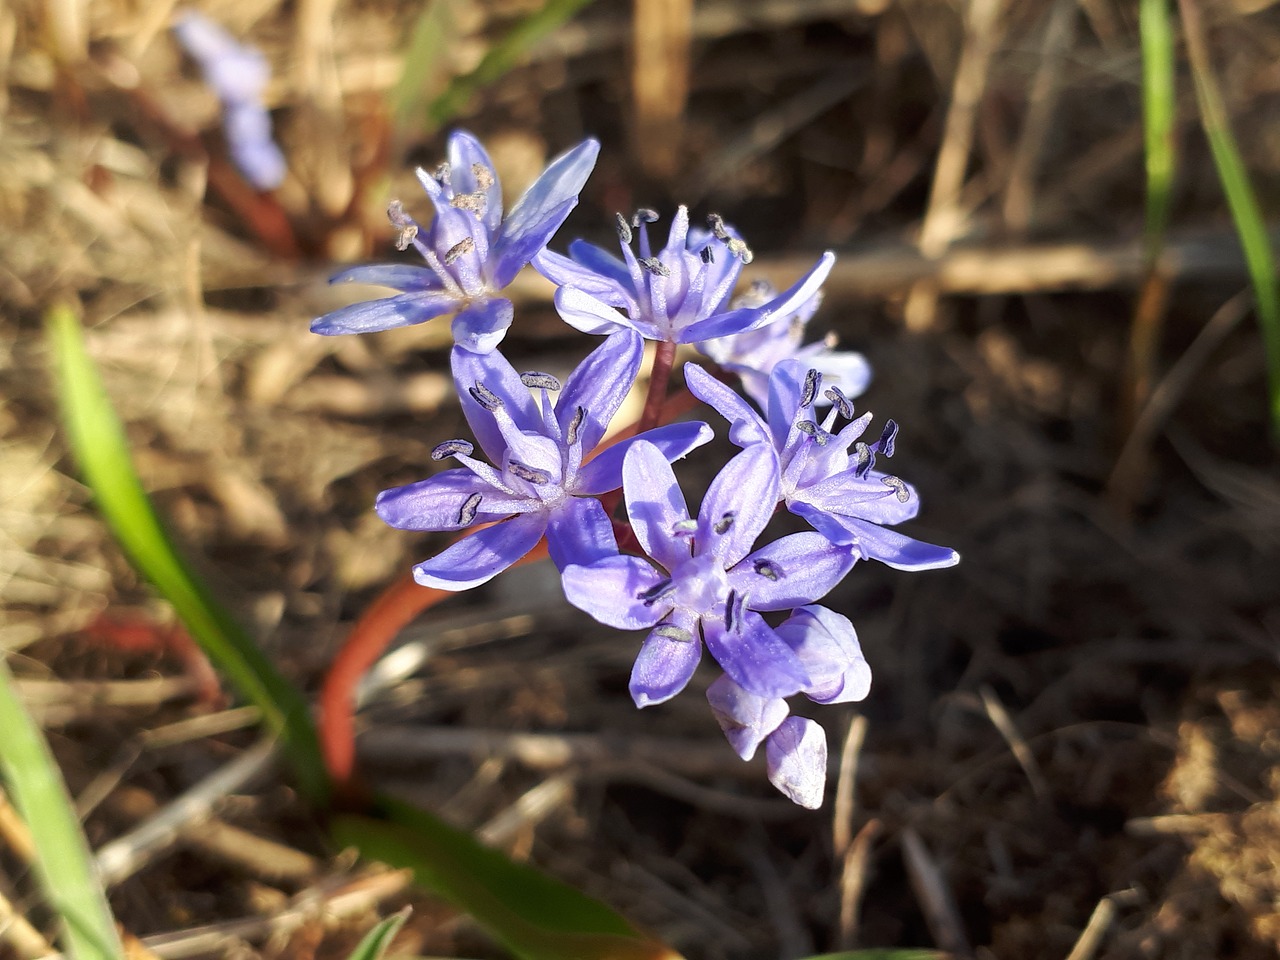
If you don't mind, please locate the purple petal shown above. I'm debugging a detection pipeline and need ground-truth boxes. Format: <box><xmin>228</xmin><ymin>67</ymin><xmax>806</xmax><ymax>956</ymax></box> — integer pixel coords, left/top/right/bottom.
<box><xmin>533</xmin><ymin>247</ymin><xmax>632</xmax><ymax>307</ymax></box>
<box><xmin>683</xmin><ymin>362</ymin><xmax>771</xmax><ymax>449</ymax></box>
<box><xmin>560</xmin><ymin>555</ymin><xmax>668</xmax><ymax>629</ymax></box>
<box><xmin>729</xmin><ymin>532</ymin><xmax>855</xmax><ymax>610</ymax></box>
<box><xmin>545</xmin><ymin>496</ymin><xmax>617</xmax><ymax>571</ymax></box>
<box><xmin>706</xmin><ymin>674</ymin><xmax>789</xmax><ymax>760</ymax></box>
<box><xmin>311</xmin><ymin>291</ymin><xmax>457</xmax><ymax>336</ymax></box>
<box><xmin>801</xmin><ymin>471</ymin><xmax>921</xmax><ymax>526</ymax></box>
<box><xmin>622</xmin><ymin>441</ymin><xmax>692</xmax><ymax>572</ymax></box>
<box><xmin>491</xmin><ymin>139</ymin><xmax>600</xmax><ymax>289</ymax></box>
<box><xmin>767</xmin><ymin>359</ymin><xmax>809</xmax><ymax>451</ymax></box>
<box><xmin>224</xmin><ymin>103</ymin><xmax>285</xmax><ymax>190</ymax></box>
<box><xmin>800</xmin><ymin>512</ymin><xmax>960</xmax><ymax>571</ymax></box>
<box><xmin>808</xmin><ymin>349</ymin><xmax>872</xmax><ymax>402</ymax></box>
<box><xmin>696</xmin><ymin>445</ymin><xmax>779</xmax><ymax>567</ymax></box>
<box><xmin>776</xmin><ymin>605</ymin><xmax>871</xmax><ymax>704</ymax></box>
<box><xmin>330</xmin><ymin>263</ymin><xmax>444</xmax><ymax>292</ymax></box>
<box><xmin>569</xmin><ymin>239</ymin><xmax>633</xmax><ymax>288</ymax></box>
<box><xmin>556</xmin><ymin>331</ymin><xmax>644</xmax><ymax>452</ymax></box>
<box><xmin>451</xmin><ymin>345</ymin><xmax>541</xmax><ymax>462</ymax></box>
<box><xmin>575</xmin><ymin>421</ymin><xmax>713</xmax><ymax>497</ymax></box>
<box><xmin>451</xmin><ymin>297</ymin><xmax>513</xmax><ymax>355</ymax></box>
<box><xmin>681</xmin><ymin>251</ymin><xmax>836</xmax><ymax>344</ymax></box>
<box><xmin>375</xmin><ymin>470</ymin><xmax>528</xmax><ymax>531</ymax></box>
<box><xmin>554</xmin><ymin>286</ymin><xmax>644</xmax><ymax>337</ymax></box>
<box><xmin>447</xmin><ymin>130</ymin><xmax>502</xmax><ymax>233</ymax></box>
<box><xmin>703</xmin><ymin>611</ymin><xmax>809</xmax><ymax>699</ymax></box>
<box><xmin>766</xmin><ymin>717</ymin><xmax>827</xmax><ymax>808</ymax></box>
<box><xmin>630</xmin><ymin>613</ymin><xmax>702</xmax><ymax>707</ymax></box>
<box><xmin>412</xmin><ymin>513</ymin><xmax>547</xmax><ymax>591</ymax></box>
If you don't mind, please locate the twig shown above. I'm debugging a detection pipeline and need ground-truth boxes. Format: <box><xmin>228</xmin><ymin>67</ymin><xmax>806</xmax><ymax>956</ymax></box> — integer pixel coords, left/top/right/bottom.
<box><xmin>905</xmin><ymin>0</ymin><xmax>1007</xmax><ymax>331</ymax></box>
<box><xmin>979</xmin><ymin>684</ymin><xmax>1050</xmax><ymax>801</ymax></box>
<box><xmin>140</xmin><ymin>706</ymin><xmax>262</xmax><ymax>749</ymax></box>
<box><xmin>901</xmin><ymin>826</ymin><xmax>972</xmax><ymax>957</ymax></box>
<box><xmin>836</xmin><ymin>818</ymin><xmax>882</xmax><ymax>951</ymax></box>
<box><xmin>632</xmin><ymin>0</ymin><xmax>693</xmax><ymax>177</ymax></box>
<box><xmin>832</xmin><ymin>714</ymin><xmax>868</xmax><ymax>856</ymax></box>
<box><xmin>94</xmin><ymin>738</ymin><xmax>277</xmax><ymax>887</ymax></box>
<box><xmin>0</xmin><ymin>884</ymin><xmax>55</xmax><ymax>959</ymax></box>
<box><xmin>183</xmin><ymin>819</ymin><xmax>321</xmax><ymax>884</ymax></box>
<box><xmin>476</xmin><ymin>776</ymin><xmax>574</xmax><ymax>848</ymax></box>
<box><xmin>1065</xmin><ymin>889</ymin><xmax>1142</xmax><ymax>960</ymax></box>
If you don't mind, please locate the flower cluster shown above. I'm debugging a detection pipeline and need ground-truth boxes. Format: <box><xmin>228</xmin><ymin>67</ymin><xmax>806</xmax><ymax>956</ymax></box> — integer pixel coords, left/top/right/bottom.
<box><xmin>313</xmin><ymin>130</ymin><xmax>958</xmax><ymax>807</ymax></box>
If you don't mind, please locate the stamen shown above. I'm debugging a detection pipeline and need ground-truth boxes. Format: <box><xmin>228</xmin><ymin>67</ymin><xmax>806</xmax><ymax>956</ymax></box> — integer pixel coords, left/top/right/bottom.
<box><xmin>471</xmin><ymin>163</ymin><xmax>494</xmax><ymax>191</ymax></box>
<box><xmin>450</xmin><ymin>192</ymin><xmax>486</xmax><ymax>214</ymax></box>
<box><xmin>706</xmin><ymin>213</ymin><xmax>754</xmax><ymax>262</ymax></box>
<box><xmin>795</xmin><ymin>420</ymin><xmax>830</xmax><ymax>446</ymax></box>
<box><xmin>800</xmin><ymin>369</ymin><xmax>822</xmax><ymax>408</ymax></box>
<box><xmin>713</xmin><ymin>511</ymin><xmax>735</xmax><ymax>535</ymax></box>
<box><xmin>433</xmin><ymin>161</ymin><xmax>451</xmax><ymax>184</ymax></box>
<box><xmin>387</xmin><ymin>200</ymin><xmax>418</xmax><ymax>251</ymax></box>
<box><xmin>431</xmin><ymin>439</ymin><xmax>474</xmax><ymax>461</ymax></box>
<box><xmin>615</xmin><ymin>213</ymin><xmax>633</xmax><ymax>245</ymax></box>
<box><xmin>653</xmin><ymin>624</ymin><xmax>694</xmax><ymax>643</ymax></box>
<box><xmin>469</xmin><ymin>383</ymin><xmax>503</xmax><ymax>411</ymax></box>
<box><xmin>825</xmin><ymin>386</ymin><xmax>854</xmax><ymax>420</ymax></box>
<box><xmin>672</xmin><ymin>518</ymin><xmax>698</xmax><ymax>536</ymax></box>
<box><xmin>707</xmin><ymin>213</ymin><xmax>730</xmax><ymax>240</ymax></box>
<box><xmin>753</xmin><ymin>559</ymin><xmax>782</xmax><ymax>581</ymax></box>
<box><xmin>638</xmin><ymin>578</ymin><xmax>677</xmax><ymax>606</ymax></box>
<box><xmin>457</xmin><ymin>492</ymin><xmax>482</xmax><ymax>526</ymax></box>
<box><xmin>631</xmin><ymin>207</ymin><xmax>660</xmax><ymax>227</ymax></box>
<box><xmin>877</xmin><ymin>419</ymin><xmax>899</xmax><ymax>457</ymax></box>
<box><xmin>443</xmin><ymin>237</ymin><xmax>474</xmax><ymax>265</ymax></box>
<box><xmin>724</xmin><ymin>589</ymin><xmax>738</xmax><ymax>632</ymax></box>
<box><xmin>508</xmin><ymin>461</ymin><xmax>551</xmax><ymax>485</ymax></box>
<box><xmin>639</xmin><ymin>257</ymin><xmax>671</xmax><ymax>278</ymax></box>
<box><xmin>566</xmin><ymin>406</ymin><xmax>586</xmax><ymax>446</ymax></box>
<box><xmin>700</xmin><ymin>245</ymin><xmax>714</xmax><ymax>264</ymax></box>
<box><xmin>853</xmin><ymin>441</ymin><xmax>875</xmax><ymax>478</ymax></box>
<box><xmin>520</xmin><ymin>372</ymin><xmax>561</xmax><ymax>391</ymax></box>
<box><xmin>881</xmin><ymin>475</ymin><xmax>910</xmax><ymax>503</ymax></box>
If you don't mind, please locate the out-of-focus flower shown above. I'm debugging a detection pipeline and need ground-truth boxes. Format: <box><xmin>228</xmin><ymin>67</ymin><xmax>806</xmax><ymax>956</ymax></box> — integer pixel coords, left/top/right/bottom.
<box><xmin>684</xmin><ymin>360</ymin><xmax>959</xmax><ymax>571</ymax></box>
<box><xmin>699</xmin><ymin>279</ymin><xmax>872</xmax><ymax>410</ymax></box>
<box><xmin>560</xmin><ymin>441</ymin><xmax>855</xmax><ymax>708</ymax></box>
<box><xmin>534</xmin><ymin>206</ymin><xmax>834</xmax><ymax>347</ymax></box>
<box><xmin>172</xmin><ymin>11</ymin><xmax>286</xmax><ymax>190</ymax></box>
<box><xmin>313</xmin><ymin>131</ymin><xmax>599</xmax><ymax>354</ymax></box>
<box><xmin>375</xmin><ymin>332</ymin><xmax>711</xmax><ymax>590</ymax></box>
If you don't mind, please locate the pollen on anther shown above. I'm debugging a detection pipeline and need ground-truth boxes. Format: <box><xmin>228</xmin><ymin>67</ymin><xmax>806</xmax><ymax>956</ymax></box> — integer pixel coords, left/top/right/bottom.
<box><xmin>457</xmin><ymin>492</ymin><xmax>482</xmax><ymax>526</ymax></box>
<box><xmin>472</xmin><ymin>163</ymin><xmax>494</xmax><ymax>191</ymax></box>
<box><xmin>432</xmin><ymin>439</ymin><xmax>474</xmax><ymax>461</ymax></box>
<box><xmin>566</xmin><ymin>406</ymin><xmax>586</xmax><ymax>446</ymax></box>
<box><xmin>615</xmin><ymin>212</ymin><xmax>633</xmax><ymax>245</ymax></box>
<box><xmin>753</xmin><ymin>559</ymin><xmax>782</xmax><ymax>581</ymax></box>
<box><xmin>825</xmin><ymin>386</ymin><xmax>854</xmax><ymax>420</ymax></box>
<box><xmin>632</xmin><ymin>208</ymin><xmax>659</xmax><ymax>227</ymax></box>
<box><xmin>713</xmin><ymin>511</ymin><xmax>736</xmax><ymax>535</ymax></box>
<box><xmin>881</xmin><ymin>475</ymin><xmax>910</xmax><ymax>503</ymax></box>
<box><xmin>800</xmin><ymin>369</ymin><xmax>821</xmax><ymax>408</ymax></box>
<box><xmin>653</xmin><ymin>624</ymin><xmax>694</xmax><ymax>643</ymax></box>
<box><xmin>520</xmin><ymin>372</ymin><xmax>561</xmax><ymax>391</ymax></box>
<box><xmin>700</xmin><ymin>246</ymin><xmax>714</xmax><ymax>264</ymax></box>
<box><xmin>444</xmin><ymin>237</ymin><xmax>474</xmax><ymax>265</ymax></box>
<box><xmin>469</xmin><ymin>383</ymin><xmax>503</xmax><ymax>411</ymax></box>
<box><xmin>639</xmin><ymin>257</ymin><xmax>671</xmax><ymax>278</ymax></box>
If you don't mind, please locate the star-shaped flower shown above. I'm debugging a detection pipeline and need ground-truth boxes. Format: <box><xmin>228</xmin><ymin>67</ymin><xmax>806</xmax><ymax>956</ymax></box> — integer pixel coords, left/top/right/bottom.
<box><xmin>534</xmin><ymin>206</ymin><xmax>835</xmax><ymax>347</ymax></box>
<box><xmin>684</xmin><ymin>360</ymin><xmax>959</xmax><ymax>571</ymax></box>
<box><xmin>375</xmin><ymin>332</ymin><xmax>711</xmax><ymax>589</ymax></box>
<box><xmin>560</xmin><ymin>441</ymin><xmax>856</xmax><ymax>707</ymax></box>
<box><xmin>313</xmin><ymin>130</ymin><xmax>600</xmax><ymax>354</ymax></box>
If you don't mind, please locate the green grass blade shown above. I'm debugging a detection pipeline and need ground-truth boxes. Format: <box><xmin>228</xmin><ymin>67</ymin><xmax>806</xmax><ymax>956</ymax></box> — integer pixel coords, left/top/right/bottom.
<box><xmin>44</xmin><ymin>304</ymin><xmax>329</xmax><ymax>805</ymax></box>
<box><xmin>332</xmin><ymin>793</ymin><xmax>682</xmax><ymax>960</ymax></box>
<box><xmin>1178</xmin><ymin>0</ymin><xmax>1280</xmax><ymax>433</ymax></box>
<box><xmin>1140</xmin><ymin>0</ymin><xmax>1177</xmax><ymax>262</ymax></box>
<box><xmin>347</xmin><ymin>907</ymin><xmax>411</xmax><ymax>960</ymax></box>
<box><xmin>391</xmin><ymin>0</ymin><xmax>455</xmax><ymax>138</ymax></box>
<box><xmin>0</xmin><ymin>659</ymin><xmax>123</xmax><ymax>960</ymax></box>
<box><xmin>426</xmin><ymin>0</ymin><xmax>596</xmax><ymax>131</ymax></box>
<box><xmin>794</xmin><ymin>953</ymin><xmax>943</xmax><ymax>960</ymax></box>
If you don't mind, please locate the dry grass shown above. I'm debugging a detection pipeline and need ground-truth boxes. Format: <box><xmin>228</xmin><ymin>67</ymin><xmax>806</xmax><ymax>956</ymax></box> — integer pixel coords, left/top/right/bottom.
<box><xmin>2</xmin><ymin>0</ymin><xmax>1280</xmax><ymax>957</ymax></box>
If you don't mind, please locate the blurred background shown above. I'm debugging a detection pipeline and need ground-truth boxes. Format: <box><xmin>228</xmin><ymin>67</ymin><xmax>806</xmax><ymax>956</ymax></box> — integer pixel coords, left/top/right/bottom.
<box><xmin>2</xmin><ymin>0</ymin><xmax>1280</xmax><ymax>956</ymax></box>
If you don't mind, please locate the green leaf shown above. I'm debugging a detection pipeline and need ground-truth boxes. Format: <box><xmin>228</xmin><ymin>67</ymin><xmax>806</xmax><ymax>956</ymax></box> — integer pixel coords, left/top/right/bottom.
<box><xmin>1140</xmin><ymin>0</ymin><xmax>1177</xmax><ymax>263</ymax></box>
<box><xmin>392</xmin><ymin>0</ymin><xmax>456</xmax><ymax>138</ymax></box>
<box><xmin>794</xmin><ymin>952</ymin><xmax>944</xmax><ymax>960</ymax></box>
<box><xmin>44</xmin><ymin>304</ymin><xmax>329</xmax><ymax>805</ymax></box>
<box><xmin>332</xmin><ymin>793</ymin><xmax>682</xmax><ymax>960</ymax></box>
<box><xmin>0</xmin><ymin>659</ymin><xmax>123</xmax><ymax>960</ymax></box>
<box><xmin>347</xmin><ymin>908</ymin><xmax>412</xmax><ymax>960</ymax></box>
<box><xmin>426</xmin><ymin>0</ymin><xmax>596</xmax><ymax>131</ymax></box>
<box><xmin>1179</xmin><ymin>0</ymin><xmax>1280</xmax><ymax>433</ymax></box>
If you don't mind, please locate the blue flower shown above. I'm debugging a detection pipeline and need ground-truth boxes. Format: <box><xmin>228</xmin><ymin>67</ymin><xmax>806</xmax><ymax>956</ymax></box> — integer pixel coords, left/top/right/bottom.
<box><xmin>534</xmin><ymin>206</ymin><xmax>835</xmax><ymax>347</ymax></box>
<box><xmin>172</xmin><ymin>11</ymin><xmax>286</xmax><ymax>190</ymax></box>
<box><xmin>313</xmin><ymin>131</ymin><xmax>600</xmax><ymax>354</ymax></box>
<box><xmin>699</xmin><ymin>279</ymin><xmax>872</xmax><ymax>411</ymax></box>
<box><xmin>684</xmin><ymin>360</ymin><xmax>959</xmax><ymax>571</ymax></box>
<box><xmin>560</xmin><ymin>441</ymin><xmax>856</xmax><ymax>708</ymax></box>
<box><xmin>706</xmin><ymin>605</ymin><xmax>870</xmax><ymax>807</ymax></box>
<box><xmin>375</xmin><ymin>332</ymin><xmax>711</xmax><ymax>590</ymax></box>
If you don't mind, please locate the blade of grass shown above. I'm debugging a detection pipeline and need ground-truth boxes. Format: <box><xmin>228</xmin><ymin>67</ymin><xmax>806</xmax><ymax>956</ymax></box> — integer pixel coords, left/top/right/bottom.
<box><xmin>332</xmin><ymin>793</ymin><xmax>683</xmax><ymax>960</ymax></box>
<box><xmin>1178</xmin><ymin>0</ymin><xmax>1280</xmax><ymax>434</ymax></box>
<box><xmin>0</xmin><ymin>659</ymin><xmax>123</xmax><ymax>960</ymax></box>
<box><xmin>426</xmin><ymin>0</ymin><xmax>596</xmax><ymax>132</ymax></box>
<box><xmin>44</xmin><ymin>304</ymin><xmax>329</xmax><ymax>806</ymax></box>
<box><xmin>391</xmin><ymin>0</ymin><xmax>455</xmax><ymax>139</ymax></box>
<box><xmin>345</xmin><ymin>907</ymin><xmax>411</xmax><ymax>960</ymax></box>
